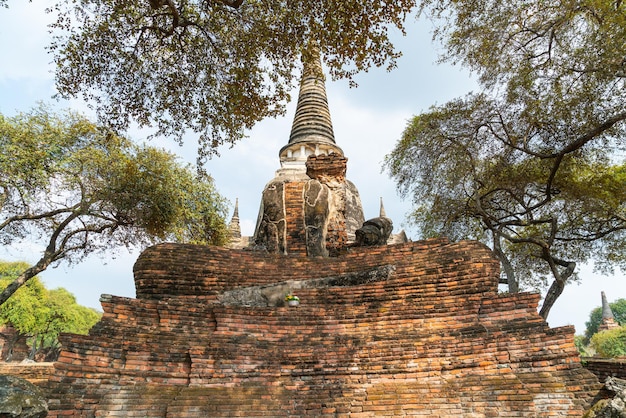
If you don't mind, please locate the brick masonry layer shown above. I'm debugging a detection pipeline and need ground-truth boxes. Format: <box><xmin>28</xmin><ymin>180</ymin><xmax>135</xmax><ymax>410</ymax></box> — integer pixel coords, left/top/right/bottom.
<box><xmin>45</xmin><ymin>239</ymin><xmax>601</xmax><ymax>417</ymax></box>
<box><xmin>583</xmin><ymin>358</ymin><xmax>626</xmax><ymax>382</ymax></box>
<box><xmin>0</xmin><ymin>362</ymin><xmax>54</xmax><ymax>386</ymax></box>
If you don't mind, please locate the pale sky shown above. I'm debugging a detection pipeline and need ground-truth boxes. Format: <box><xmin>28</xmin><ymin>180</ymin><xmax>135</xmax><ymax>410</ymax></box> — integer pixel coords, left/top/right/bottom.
<box><xmin>0</xmin><ymin>0</ymin><xmax>624</xmax><ymax>335</ymax></box>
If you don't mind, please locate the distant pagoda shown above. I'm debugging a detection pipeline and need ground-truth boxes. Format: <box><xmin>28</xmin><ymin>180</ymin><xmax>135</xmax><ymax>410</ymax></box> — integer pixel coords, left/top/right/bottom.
<box><xmin>598</xmin><ymin>291</ymin><xmax>620</xmax><ymax>332</ymax></box>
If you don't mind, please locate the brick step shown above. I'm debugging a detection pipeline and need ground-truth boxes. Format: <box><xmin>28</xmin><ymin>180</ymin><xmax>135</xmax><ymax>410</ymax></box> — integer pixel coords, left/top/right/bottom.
<box><xmin>133</xmin><ymin>239</ymin><xmax>497</xmax><ymax>300</ymax></box>
<box><xmin>47</xmin><ymin>237</ymin><xmax>601</xmax><ymax>417</ymax></box>
<box><xmin>95</xmin><ymin>386</ymin><xmax>181</xmax><ymax>417</ymax></box>
<box><xmin>210</xmin><ymin>303</ymin><xmax>541</xmax><ymax>332</ymax></box>
<box><xmin>55</xmin><ymin>323</ymin><xmax>575</xmax><ymax>386</ymax></box>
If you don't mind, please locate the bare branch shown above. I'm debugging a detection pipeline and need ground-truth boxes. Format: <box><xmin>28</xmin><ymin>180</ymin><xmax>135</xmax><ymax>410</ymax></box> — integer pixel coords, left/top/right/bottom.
<box><xmin>550</xmin><ymin>111</ymin><xmax>626</xmax><ymax>158</ymax></box>
<box><xmin>0</xmin><ymin>205</ymin><xmax>79</xmax><ymax>230</ymax></box>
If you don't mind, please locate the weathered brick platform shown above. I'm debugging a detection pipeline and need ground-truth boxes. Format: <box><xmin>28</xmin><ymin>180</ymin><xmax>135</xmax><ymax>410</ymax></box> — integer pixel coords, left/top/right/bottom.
<box><xmin>46</xmin><ymin>239</ymin><xmax>601</xmax><ymax>416</ymax></box>
<box><xmin>0</xmin><ymin>362</ymin><xmax>55</xmax><ymax>386</ymax></box>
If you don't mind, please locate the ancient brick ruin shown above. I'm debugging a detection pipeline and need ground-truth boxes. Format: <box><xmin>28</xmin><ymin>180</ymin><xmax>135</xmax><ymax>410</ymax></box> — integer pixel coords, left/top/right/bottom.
<box><xmin>43</xmin><ymin>50</ymin><xmax>603</xmax><ymax>416</ymax></box>
<box><xmin>45</xmin><ymin>239</ymin><xmax>600</xmax><ymax>416</ymax></box>
<box><xmin>255</xmin><ymin>153</ymin><xmax>363</xmax><ymax>256</ymax></box>
<box><xmin>252</xmin><ymin>49</ymin><xmax>365</xmax><ymax>257</ymax></box>
<box><xmin>583</xmin><ymin>358</ymin><xmax>626</xmax><ymax>383</ymax></box>
<box><xmin>0</xmin><ymin>325</ymin><xmax>31</xmax><ymax>362</ymax></box>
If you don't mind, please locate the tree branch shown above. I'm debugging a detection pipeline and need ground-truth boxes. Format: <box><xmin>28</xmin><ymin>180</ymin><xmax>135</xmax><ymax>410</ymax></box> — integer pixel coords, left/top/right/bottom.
<box><xmin>0</xmin><ymin>204</ymin><xmax>80</xmax><ymax>230</ymax></box>
<box><xmin>551</xmin><ymin>111</ymin><xmax>626</xmax><ymax>158</ymax></box>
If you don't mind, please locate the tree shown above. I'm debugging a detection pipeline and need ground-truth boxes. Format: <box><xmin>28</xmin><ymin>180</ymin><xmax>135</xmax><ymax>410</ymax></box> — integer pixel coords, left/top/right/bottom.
<box><xmin>0</xmin><ymin>106</ymin><xmax>229</xmax><ymax>306</ymax></box>
<box><xmin>0</xmin><ymin>260</ymin><xmax>101</xmax><ymax>361</ymax></box>
<box><xmin>590</xmin><ymin>326</ymin><xmax>626</xmax><ymax>358</ymax></box>
<box><xmin>0</xmin><ymin>261</ymin><xmax>47</xmax><ymax>360</ymax></box>
<box><xmin>29</xmin><ymin>287</ymin><xmax>101</xmax><ymax>360</ymax></box>
<box><xmin>574</xmin><ymin>335</ymin><xmax>591</xmax><ymax>357</ymax></box>
<box><xmin>42</xmin><ymin>0</ymin><xmax>418</xmax><ymax>160</ymax></box>
<box><xmin>584</xmin><ymin>298</ymin><xmax>626</xmax><ymax>343</ymax></box>
<box><xmin>385</xmin><ymin>0</ymin><xmax>626</xmax><ymax>319</ymax></box>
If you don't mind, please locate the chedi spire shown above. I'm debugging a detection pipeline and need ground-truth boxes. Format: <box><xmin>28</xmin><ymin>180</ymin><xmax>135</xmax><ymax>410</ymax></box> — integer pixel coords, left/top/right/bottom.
<box><xmin>598</xmin><ymin>291</ymin><xmax>620</xmax><ymax>332</ymax></box>
<box><xmin>279</xmin><ymin>47</ymin><xmax>343</xmax><ymax>173</ymax></box>
<box><xmin>226</xmin><ymin>198</ymin><xmax>250</xmax><ymax>249</ymax></box>
<box><xmin>228</xmin><ymin>198</ymin><xmax>241</xmax><ymax>240</ymax></box>
<box><xmin>253</xmin><ymin>47</ymin><xmax>364</xmax><ymax>256</ymax></box>
<box><xmin>379</xmin><ymin>197</ymin><xmax>387</xmax><ymax>218</ymax></box>
<box><xmin>287</xmin><ymin>47</ymin><xmax>336</xmax><ymax>146</ymax></box>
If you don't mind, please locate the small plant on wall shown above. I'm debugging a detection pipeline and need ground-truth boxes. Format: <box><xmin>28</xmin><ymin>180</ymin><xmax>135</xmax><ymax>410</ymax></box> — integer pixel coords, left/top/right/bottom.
<box><xmin>285</xmin><ymin>294</ymin><xmax>300</xmax><ymax>307</ymax></box>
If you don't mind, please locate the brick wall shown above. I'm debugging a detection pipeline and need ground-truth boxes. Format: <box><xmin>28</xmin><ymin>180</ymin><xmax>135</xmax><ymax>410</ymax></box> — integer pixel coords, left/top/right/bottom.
<box><xmin>583</xmin><ymin>358</ymin><xmax>626</xmax><ymax>382</ymax></box>
<box><xmin>306</xmin><ymin>153</ymin><xmax>347</xmax><ymax>182</ymax></box>
<box><xmin>0</xmin><ymin>325</ymin><xmax>30</xmax><ymax>362</ymax></box>
<box><xmin>284</xmin><ymin>181</ymin><xmax>307</xmax><ymax>255</ymax></box>
<box><xmin>45</xmin><ymin>239</ymin><xmax>601</xmax><ymax>416</ymax></box>
<box><xmin>0</xmin><ymin>362</ymin><xmax>54</xmax><ymax>386</ymax></box>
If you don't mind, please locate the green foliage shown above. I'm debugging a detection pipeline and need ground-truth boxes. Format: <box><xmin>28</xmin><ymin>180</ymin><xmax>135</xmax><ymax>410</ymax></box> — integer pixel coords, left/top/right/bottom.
<box><xmin>574</xmin><ymin>335</ymin><xmax>591</xmax><ymax>357</ymax></box>
<box><xmin>590</xmin><ymin>326</ymin><xmax>626</xmax><ymax>358</ymax></box>
<box><xmin>0</xmin><ymin>106</ymin><xmax>229</xmax><ymax>305</ymax></box>
<box><xmin>385</xmin><ymin>0</ymin><xmax>626</xmax><ymax>319</ymax></box>
<box><xmin>0</xmin><ymin>262</ymin><xmax>47</xmax><ymax>334</ymax></box>
<box><xmin>0</xmin><ymin>260</ymin><xmax>101</xmax><ymax>357</ymax></box>
<box><xmin>584</xmin><ymin>299</ymin><xmax>626</xmax><ymax>343</ymax></box>
<box><xmin>35</xmin><ymin>288</ymin><xmax>101</xmax><ymax>349</ymax></box>
<box><xmin>104</xmin><ymin>144</ymin><xmax>229</xmax><ymax>244</ymax></box>
<box><xmin>45</xmin><ymin>0</ymin><xmax>418</xmax><ymax>157</ymax></box>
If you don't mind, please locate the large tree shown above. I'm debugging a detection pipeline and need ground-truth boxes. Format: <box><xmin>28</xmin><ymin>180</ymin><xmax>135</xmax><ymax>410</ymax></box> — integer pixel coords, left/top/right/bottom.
<box><xmin>0</xmin><ymin>106</ymin><xmax>229</xmax><ymax>306</ymax></box>
<box><xmin>0</xmin><ymin>260</ymin><xmax>101</xmax><ymax>361</ymax></box>
<box><xmin>385</xmin><ymin>0</ymin><xmax>626</xmax><ymax>319</ymax></box>
<box><xmin>42</xmin><ymin>0</ymin><xmax>418</xmax><ymax>160</ymax></box>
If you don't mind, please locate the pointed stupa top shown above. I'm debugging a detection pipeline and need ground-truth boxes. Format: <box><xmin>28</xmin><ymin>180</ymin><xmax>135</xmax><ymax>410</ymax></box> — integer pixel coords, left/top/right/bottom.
<box><xmin>602</xmin><ymin>291</ymin><xmax>615</xmax><ymax>320</ymax></box>
<box><xmin>598</xmin><ymin>290</ymin><xmax>620</xmax><ymax>332</ymax></box>
<box><xmin>232</xmin><ymin>198</ymin><xmax>240</xmax><ymax>219</ymax></box>
<box><xmin>288</xmin><ymin>47</ymin><xmax>336</xmax><ymax>146</ymax></box>
<box><xmin>379</xmin><ymin>197</ymin><xmax>387</xmax><ymax>218</ymax></box>
<box><xmin>279</xmin><ymin>46</ymin><xmax>343</xmax><ymax>168</ymax></box>
<box><xmin>227</xmin><ymin>198</ymin><xmax>241</xmax><ymax>240</ymax></box>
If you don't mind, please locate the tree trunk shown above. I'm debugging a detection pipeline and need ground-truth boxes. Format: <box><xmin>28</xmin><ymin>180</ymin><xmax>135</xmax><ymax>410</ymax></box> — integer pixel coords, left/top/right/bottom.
<box><xmin>0</xmin><ymin>258</ymin><xmax>51</xmax><ymax>306</ymax></box>
<box><xmin>0</xmin><ymin>211</ymin><xmax>77</xmax><ymax>306</ymax></box>
<box><xmin>28</xmin><ymin>334</ymin><xmax>38</xmax><ymax>361</ymax></box>
<box><xmin>539</xmin><ymin>257</ymin><xmax>576</xmax><ymax>320</ymax></box>
<box><xmin>539</xmin><ymin>278</ymin><xmax>566</xmax><ymax>319</ymax></box>
<box><xmin>492</xmin><ymin>232</ymin><xmax>519</xmax><ymax>293</ymax></box>
<box><xmin>2</xmin><ymin>335</ymin><xmax>17</xmax><ymax>362</ymax></box>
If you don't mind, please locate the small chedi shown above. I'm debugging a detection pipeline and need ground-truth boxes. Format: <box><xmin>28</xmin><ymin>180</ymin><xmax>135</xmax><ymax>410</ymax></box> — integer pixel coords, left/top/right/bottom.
<box><xmin>598</xmin><ymin>291</ymin><xmax>621</xmax><ymax>332</ymax></box>
<box><xmin>45</xmin><ymin>50</ymin><xmax>602</xmax><ymax>416</ymax></box>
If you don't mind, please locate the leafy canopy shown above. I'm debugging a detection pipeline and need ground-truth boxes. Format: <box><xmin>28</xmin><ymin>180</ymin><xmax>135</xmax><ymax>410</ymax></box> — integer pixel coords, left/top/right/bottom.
<box><xmin>46</xmin><ymin>0</ymin><xmax>418</xmax><ymax>159</ymax></box>
<box><xmin>0</xmin><ymin>106</ymin><xmax>229</xmax><ymax>305</ymax></box>
<box><xmin>385</xmin><ymin>0</ymin><xmax>626</xmax><ymax>319</ymax></box>
<box><xmin>590</xmin><ymin>326</ymin><xmax>626</xmax><ymax>358</ymax></box>
<box><xmin>0</xmin><ymin>260</ymin><xmax>101</xmax><ymax>359</ymax></box>
<box><xmin>0</xmin><ymin>261</ymin><xmax>48</xmax><ymax>335</ymax></box>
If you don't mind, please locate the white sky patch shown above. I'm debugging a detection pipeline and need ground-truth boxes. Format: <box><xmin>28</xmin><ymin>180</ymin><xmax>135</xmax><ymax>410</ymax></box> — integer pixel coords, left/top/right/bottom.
<box><xmin>327</xmin><ymin>93</ymin><xmax>416</xmax><ymax>227</ymax></box>
<box><xmin>0</xmin><ymin>0</ymin><xmax>56</xmax><ymax>82</ymax></box>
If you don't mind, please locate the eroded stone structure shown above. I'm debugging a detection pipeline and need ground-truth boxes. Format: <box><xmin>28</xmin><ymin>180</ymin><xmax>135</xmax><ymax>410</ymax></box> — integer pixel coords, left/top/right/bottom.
<box><xmin>598</xmin><ymin>291</ymin><xmax>620</xmax><ymax>332</ymax></box>
<box><xmin>43</xmin><ymin>50</ymin><xmax>602</xmax><ymax>416</ymax></box>
<box><xmin>46</xmin><ymin>240</ymin><xmax>600</xmax><ymax>416</ymax></box>
<box><xmin>253</xmin><ymin>50</ymin><xmax>365</xmax><ymax>256</ymax></box>
<box><xmin>0</xmin><ymin>325</ymin><xmax>30</xmax><ymax>362</ymax></box>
